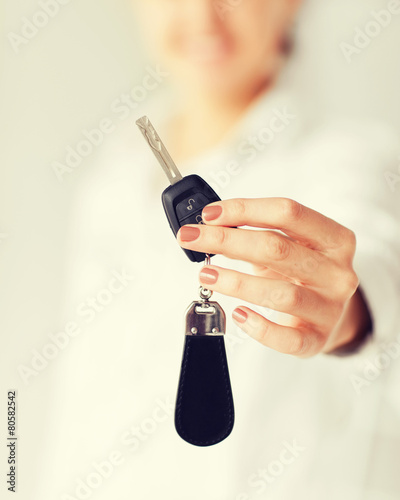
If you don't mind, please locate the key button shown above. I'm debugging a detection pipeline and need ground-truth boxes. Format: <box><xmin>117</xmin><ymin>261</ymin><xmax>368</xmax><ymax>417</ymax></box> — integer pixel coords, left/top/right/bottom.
<box><xmin>178</xmin><ymin>208</ymin><xmax>205</xmax><ymax>226</ymax></box>
<box><xmin>176</xmin><ymin>193</ymin><xmax>210</xmax><ymax>220</ymax></box>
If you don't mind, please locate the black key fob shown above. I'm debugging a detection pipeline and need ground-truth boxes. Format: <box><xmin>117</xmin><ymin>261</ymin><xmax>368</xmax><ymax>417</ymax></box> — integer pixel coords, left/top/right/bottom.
<box><xmin>162</xmin><ymin>174</ymin><xmax>220</xmax><ymax>262</ymax></box>
<box><xmin>136</xmin><ymin>116</ymin><xmax>220</xmax><ymax>262</ymax></box>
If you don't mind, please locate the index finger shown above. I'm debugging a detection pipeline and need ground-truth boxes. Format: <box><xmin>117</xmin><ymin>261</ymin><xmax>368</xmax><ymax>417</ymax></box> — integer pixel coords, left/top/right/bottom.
<box><xmin>201</xmin><ymin>197</ymin><xmax>353</xmax><ymax>251</ymax></box>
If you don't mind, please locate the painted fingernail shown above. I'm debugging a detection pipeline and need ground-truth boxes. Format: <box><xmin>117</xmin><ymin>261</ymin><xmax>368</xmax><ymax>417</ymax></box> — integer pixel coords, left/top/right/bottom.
<box><xmin>202</xmin><ymin>204</ymin><xmax>222</xmax><ymax>221</ymax></box>
<box><xmin>179</xmin><ymin>226</ymin><xmax>200</xmax><ymax>242</ymax></box>
<box><xmin>233</xmin><ymin>308</ymin><xmax>247</xmax><ymax>323</ymax></box>
<box><xmin>199</xmin><ymin>268</ymin><xmax>218</xmax><ymax>285</ymax></box>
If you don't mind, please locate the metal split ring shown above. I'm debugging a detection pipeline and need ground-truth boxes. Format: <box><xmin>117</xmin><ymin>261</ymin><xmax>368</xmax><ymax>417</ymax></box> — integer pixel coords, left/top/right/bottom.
<box><xmin>199</xmin><ymin>286</ymin><xmax>213</xmax><ymax>300</ymax></box>
<box><xmin>199</xmin><ymin>254</ymin><xmax>213</xmax><ymax>300</ymax></box>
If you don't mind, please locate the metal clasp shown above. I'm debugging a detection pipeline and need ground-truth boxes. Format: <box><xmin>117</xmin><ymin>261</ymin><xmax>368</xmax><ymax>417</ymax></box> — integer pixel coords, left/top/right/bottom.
<box><xmin>185</xmin><ymin>301</ymin><xmax>226</xmax><ymax>336</ymax></box>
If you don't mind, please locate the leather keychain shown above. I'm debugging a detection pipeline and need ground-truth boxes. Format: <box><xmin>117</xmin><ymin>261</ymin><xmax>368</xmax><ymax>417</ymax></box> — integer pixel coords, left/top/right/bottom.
<box><xmin>175</xmin><ymin>257</ymin><xmax>234</xmax><ymax>446</ymax></box>
<box><xmin>136</xmin><ymin>117</ymin><xmax>235</xmax><ymax>446</ymax></box>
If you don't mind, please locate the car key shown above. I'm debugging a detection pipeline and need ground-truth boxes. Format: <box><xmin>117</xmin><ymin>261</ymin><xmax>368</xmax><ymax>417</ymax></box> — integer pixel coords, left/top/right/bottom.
<box><xmin>136</xmin><ymin>115</ymin><xmax>221</xmax><ymax>262</ymax></box>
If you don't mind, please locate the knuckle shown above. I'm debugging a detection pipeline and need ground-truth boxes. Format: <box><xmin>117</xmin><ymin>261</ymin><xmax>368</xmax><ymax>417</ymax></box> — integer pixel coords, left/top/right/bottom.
<box><xmin>280</xmin><ymin>198</ymin><xmax>303</xmax><ymax>222</ymax></box>
<box><xmin>264</xmin><ymin>232</ymin><xmax>291</xmax><ymax>261</ymax></box>
<box><xmin>288</xmin><ymin>331</ymin><xmax>307</xmax><ymax>356</ymax></box>
<box><xmin>288</xmin><ymin>330</ymin><xmax>324</xmax><ymax>357</ymax></box>
<box><xmin>341</xmin><ymin>228</ymin><xmax>357</xmax><ymax>254</ymax></box>
<box><xmin>260</xmin><ymin>286</ymin><xmax>275</xmax><ymax>308</ymax></box>
<box><xmin>256</xmin><ymin>321</ymin><xmax>271</xmax><ymax>345</ymax></box>
<box><xmin>232</xmin><ymin>198</ymin><xmax>247</xmax><ymax>218</ymax></box>
<box><xmin>269</xmin><ymin>287</ymin><xmax>285</xmax><ymax>307</ymax></box>
<box><xmin>285</xmin><ymin>285</ymin><xmax>304</xmax><ymax>310</ymax></box>
<box><xmin>231</xmin><ymin>274</ymin><xmax>244</xmax><ymax>297</ymax></box>
<box><xmin>214</xmin><ymin>226</ymin><xmax>227</xmax><ymax>247</ymax></box>
<box><xmin>337</xmin><ymin>270</ymin><xmax>359</xmax><ymax>298</ymax></box>
<box><xmin>346</xmin><ymin>228</ymin><xmax>357</xmax><ymax>248</ymax></box>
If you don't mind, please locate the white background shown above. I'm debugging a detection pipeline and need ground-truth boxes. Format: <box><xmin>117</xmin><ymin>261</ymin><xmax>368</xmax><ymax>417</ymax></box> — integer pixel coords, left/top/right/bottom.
<box><xmin>1</xmin><ymin>0</ymin><xmax>400</xmax><ymax>496</ymax></box>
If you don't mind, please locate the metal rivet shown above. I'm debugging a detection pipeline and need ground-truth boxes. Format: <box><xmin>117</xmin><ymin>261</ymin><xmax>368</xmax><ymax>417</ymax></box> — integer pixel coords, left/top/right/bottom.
<box><xmin>212</xmin><ymin>327</ymin><xmax>219</xmax><ymax>333</ymax></box>
<box><xmin>191</xmin><ymin>327</ymin><xmax>198</xmax><ymax>334</ymax></box>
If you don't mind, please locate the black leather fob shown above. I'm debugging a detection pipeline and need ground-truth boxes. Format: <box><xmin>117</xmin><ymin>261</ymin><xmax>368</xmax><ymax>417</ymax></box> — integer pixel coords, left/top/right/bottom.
<box><xmin>174</xmin><ymin>301</ymin><xmax>234</xmax><ymax>446</ymax></box>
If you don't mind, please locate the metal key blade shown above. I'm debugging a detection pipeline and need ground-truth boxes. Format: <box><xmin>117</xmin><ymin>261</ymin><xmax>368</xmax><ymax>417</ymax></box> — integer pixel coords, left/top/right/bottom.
<box><xmin>136</xmin><ymin>115</ymin><xmax>183</xmax><ymax>185</ymax></box>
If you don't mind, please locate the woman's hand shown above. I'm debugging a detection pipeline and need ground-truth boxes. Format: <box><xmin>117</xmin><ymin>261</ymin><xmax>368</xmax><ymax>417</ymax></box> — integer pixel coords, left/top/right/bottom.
<box><xmin>177</xmin><ymin>198</ymin><xmax>371</xmax><ymax>357</ymax></box>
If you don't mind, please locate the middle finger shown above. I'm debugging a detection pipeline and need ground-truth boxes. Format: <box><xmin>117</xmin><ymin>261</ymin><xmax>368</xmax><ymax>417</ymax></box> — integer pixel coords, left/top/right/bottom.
<box><xmin>178</xmin><ymin>224</ymin><xmax>332</xmax><ymax>287</ymax></box>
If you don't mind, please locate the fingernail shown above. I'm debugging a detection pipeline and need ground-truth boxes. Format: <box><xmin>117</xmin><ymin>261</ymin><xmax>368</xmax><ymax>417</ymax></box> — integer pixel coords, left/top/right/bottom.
<box><xmin>233</xmin><ymin>308</ymin><xmax>247</xmax><ymax>323</ymax></box>
<box><xmin>202</xmin><ymin>204</ymin><xmax>222</xmax><ymax>221</ymax></box>
<box><xmin>180</xmin><ymin>226</ymin><xmax>200</xmax><ymax>242</ymax></box>
<box><xmin>199</xmin><ymin>268</ymin><xmax>218</xmax><ymax>285</ymax></box>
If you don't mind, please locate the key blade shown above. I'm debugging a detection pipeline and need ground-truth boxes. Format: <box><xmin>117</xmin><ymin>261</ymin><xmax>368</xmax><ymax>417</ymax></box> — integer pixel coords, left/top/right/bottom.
<box><xmin>136</xmin><ymin>116</ymin><xmax>183</xmax><ymax>185</ymax></box>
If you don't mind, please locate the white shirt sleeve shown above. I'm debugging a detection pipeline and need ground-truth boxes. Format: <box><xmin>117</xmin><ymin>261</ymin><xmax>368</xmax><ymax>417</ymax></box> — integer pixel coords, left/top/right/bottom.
<box><xmin>299</xmin><ymin>120</ymin><xmax>400</xmax><ymax>348</ymax></box>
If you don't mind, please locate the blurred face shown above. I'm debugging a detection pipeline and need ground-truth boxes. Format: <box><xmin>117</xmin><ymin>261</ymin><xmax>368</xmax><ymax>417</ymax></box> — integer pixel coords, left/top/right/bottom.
<box><xmin>134</xmin><ymin>0</ymin><xmax>301</xmax><ymax>99</ymax></box>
